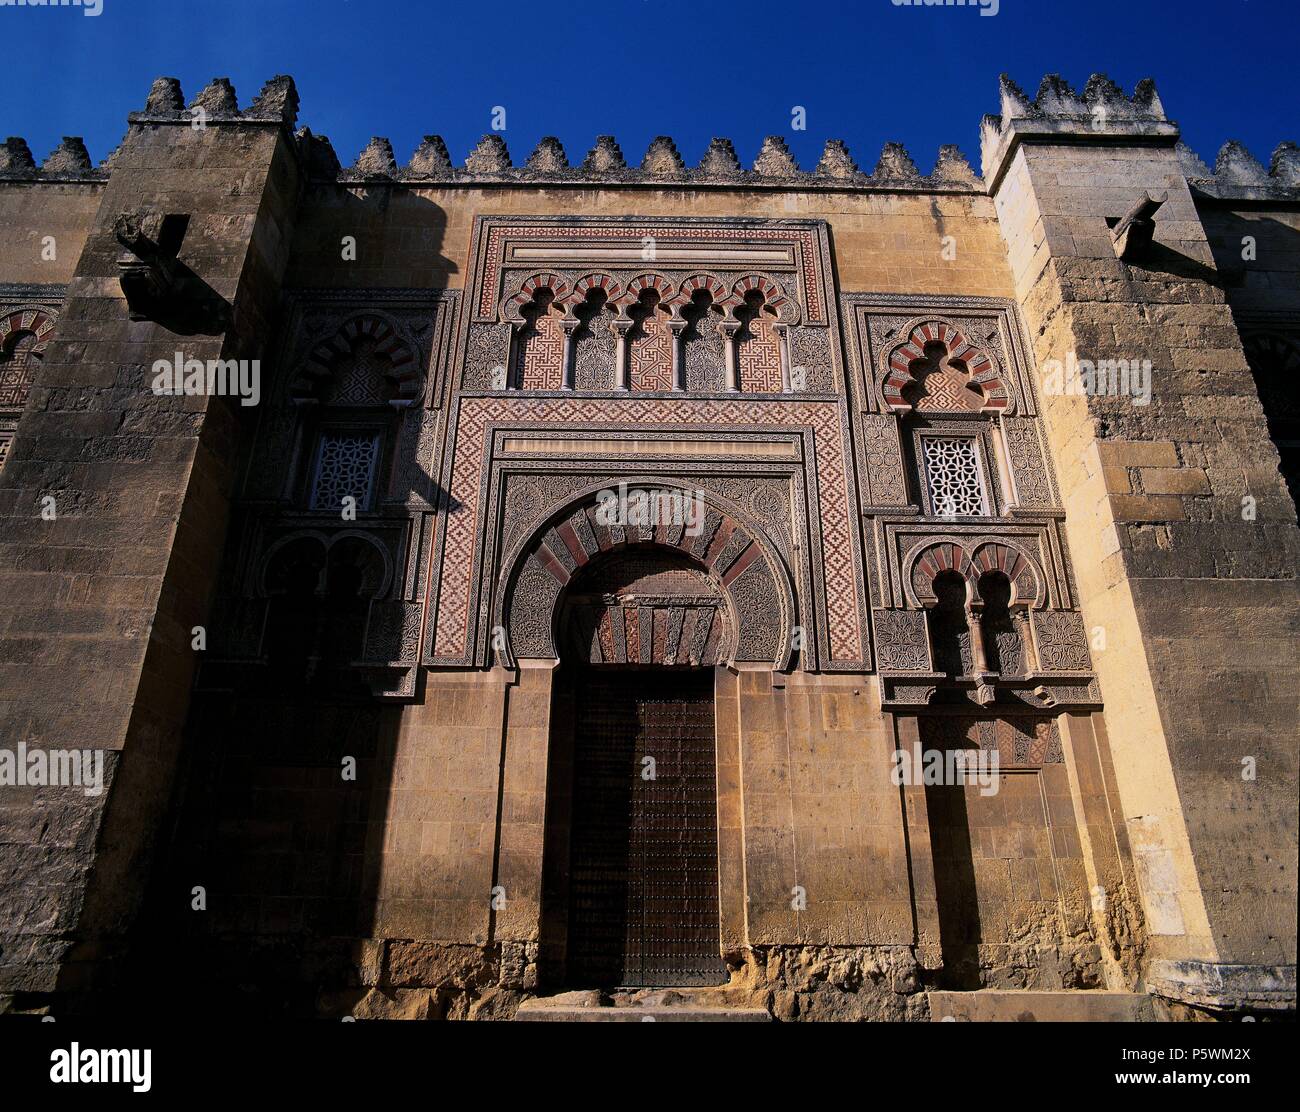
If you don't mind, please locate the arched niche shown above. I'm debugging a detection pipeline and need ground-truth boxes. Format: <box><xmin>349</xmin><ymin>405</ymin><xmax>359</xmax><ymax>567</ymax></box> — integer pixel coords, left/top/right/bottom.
<box><xmin>880</xmin><ymin>319</ymin><xmax>1011</xmax><ymax>414</ymax></box>
<box><xmin>495</xmin><ymin>482</ymin><xmax>796</xmax><ymax>669</ymax></box>
<box><xmin>291</xmin><ymin>313</ymin><xmax>422</xmax><ymax>405</ymax></box>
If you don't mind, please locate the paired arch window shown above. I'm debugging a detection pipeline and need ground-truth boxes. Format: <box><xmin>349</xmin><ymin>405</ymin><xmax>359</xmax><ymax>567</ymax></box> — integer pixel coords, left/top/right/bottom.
<box><xmin>911</xmin><ymin>540</ymin><xmax>1042</xmax><ymax>682</ymax></box>
<box><xmin>262</xmin><ymin>533</ymin><xmax>389</xmax><ymax>683</ymax></box>
<box><xmin>926</xmin><ymin>568</ymin><xmax>1028</xmax><ymax>680</ymax></box>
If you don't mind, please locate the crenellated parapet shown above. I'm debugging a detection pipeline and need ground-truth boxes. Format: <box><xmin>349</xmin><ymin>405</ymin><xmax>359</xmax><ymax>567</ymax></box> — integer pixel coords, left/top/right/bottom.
<box><xmin>129</xmin><ymin>73</ymin><xmax>300</xmax><ymax>128</ymax></box>
<box><xmin>1</xmin><ymin>74</ymin><xmax>302</xmax><ymax>184</ymax></box>
<box><xmin>0</xmin><ymin>135</ymin><xmax>107</xmax><ymax>181</ymax></box>
<box><xmin>4</xmin><ymin>72</ymin><xmax>986</xmax><ymax>193</ymax></box>
<box><xmin>315</xmin><ymin>131</ymin><xmax>981</xmax><ymax>191</ymax></box>
<box><xmin>980</xmin><ymin>72</ymin><xmax>1179</xmax><ymax>188</ymax></box>
<box><xmin>975</xmin><ymin>70</ymin><xmax>1297</xmax><ymax>202</ymax></box>
<box><xmin>1184</xmin><ymin>138</ymin><xmax>1300</xmax><ymax>201</ymax></box>
<box><xmin>7</xmin><ymin>70</ymin><xmax>1292</xmax><ymax>206</ymax></box>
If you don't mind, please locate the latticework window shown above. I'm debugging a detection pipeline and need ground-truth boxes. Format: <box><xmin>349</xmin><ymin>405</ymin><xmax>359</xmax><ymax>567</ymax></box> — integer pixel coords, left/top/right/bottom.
<box><xmin>310</xmin><ymin>429</ymin><xmax>381</xmax><ymax>511</ymax></box>
<box><xmin>922</xmin><ymin>435</ymin><xmax>986</xmax><ymax>517</ymax></box>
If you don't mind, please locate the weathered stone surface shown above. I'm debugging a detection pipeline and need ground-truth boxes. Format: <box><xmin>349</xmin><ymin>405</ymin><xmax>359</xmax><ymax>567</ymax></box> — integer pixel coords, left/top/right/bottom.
<box><xmin>927</xmin><ymin>990</ymin><xmax>1155</xmax><ymax>1022</ymax></box>
<box><xmin>0</xmin><ymin>69</ymin><xmax>1293</xmax><ymax>1025</ymax></box>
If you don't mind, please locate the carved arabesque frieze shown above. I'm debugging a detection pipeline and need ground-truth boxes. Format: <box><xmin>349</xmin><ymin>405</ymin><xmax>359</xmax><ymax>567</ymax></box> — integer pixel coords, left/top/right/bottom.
<box><xmin>859</xmin><ymin>413</ymin><xmax>910</xmax><ymax>508</ymax></box>
<box><xmin>1001</xmin><ymin>415</ymin><xmax>1057</xmax><ymax>508</ymax></box>
<box><xmin>1029</xmin><ymin>609</ymin><xmax>1094</xmax><ymax>672</ymax></box>
<box><xmin>463</xmin><ymin>320</ymin><xmax>513</xmax><ymax>390</ymax></box>
<box><xmin>873</xmin><ymin>609</ymin><xmax>931</xmax><ymax>672</ymax></box>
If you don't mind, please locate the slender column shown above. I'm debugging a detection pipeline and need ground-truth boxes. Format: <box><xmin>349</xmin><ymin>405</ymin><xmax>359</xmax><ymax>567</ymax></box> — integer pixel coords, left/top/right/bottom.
<box><xmin>560</xmin><ymin>319</ymin><xmax>578</xmax><ymax>390</ymax></box>
<box><xmin>967</xmin><ymin>600</ymin><xmax>997</xmax><ymax>706</ymax></box>
<box><xmin>669</xmin><ymin>319</ymin><xmax>687</xmax><ymax>391</ymax></box>
<box><xmin>612</xmin><ymin>319</ymin><xmax>631</xmax><ymax>391</ymax></box>
<box><xmin>776</xmin><ymin>323</ymin><xmax>792</xmax><ymax>393</ymax></box>
<box><xmin>504</xmin><ymin>324</ymin><xmax>519</xmax><ymax>390</ymax></box>
<box><xmin>1014</xmin><ymin>607</ymin><xmax>1038</xmax><ymax>672</ymax></box>
<box><xmin>720</xmin><ymin>319</ymin><xmax>740</xmax><ymax>392</ymax></box>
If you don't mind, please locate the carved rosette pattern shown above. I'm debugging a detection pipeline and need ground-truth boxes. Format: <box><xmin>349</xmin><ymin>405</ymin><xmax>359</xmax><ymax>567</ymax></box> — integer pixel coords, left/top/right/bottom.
<box><xmin>873</xmin><ymin>609</ymin><xmax>931</xmax><ymax>672</ymax></box>
<box><xmin>1029</xmin><ymin>610</ymin><xmax>1093</xmax><ymax>672</ymax></box>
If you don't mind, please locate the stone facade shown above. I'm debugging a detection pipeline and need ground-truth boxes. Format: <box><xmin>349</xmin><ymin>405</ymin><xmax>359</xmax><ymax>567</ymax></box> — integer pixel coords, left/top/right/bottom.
<box><xmin>0</xmin><ymin>72</ymin><xmax>1295</xmax><ymax>1021</ymax></box>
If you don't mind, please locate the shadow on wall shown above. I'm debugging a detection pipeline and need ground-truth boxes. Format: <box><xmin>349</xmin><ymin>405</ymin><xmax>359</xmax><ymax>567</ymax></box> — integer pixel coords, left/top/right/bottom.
<box><xmin>287</xmin><ymin>184</ymin><xmax>460</xmax><ymax>291</ymax></box>
<box><xmin>924</xmin><ymin>781</ymin><xmax>983</xmax><ymax>991</ymax></box>
<box><xmin>107</xmin><ymin>191</ymin><xmax>463</xmax><ymax>1016</ymax></box>
<box><xmin>1200</xmin><ymin>211</ymin><xmax>1300</xmax><ymax>514</ymax></box>
<box><xmin>122</xmin><ymin>693</ymin><xmax>404</xmax><ymax>1017</ymax></box>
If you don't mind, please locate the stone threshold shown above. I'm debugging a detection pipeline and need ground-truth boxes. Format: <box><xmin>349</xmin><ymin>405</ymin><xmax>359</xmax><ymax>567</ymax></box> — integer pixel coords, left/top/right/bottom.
<box><xmin>514</xmin><ymin>987</ymin><xmax>772</xmax><ymax>1023</ymax></box>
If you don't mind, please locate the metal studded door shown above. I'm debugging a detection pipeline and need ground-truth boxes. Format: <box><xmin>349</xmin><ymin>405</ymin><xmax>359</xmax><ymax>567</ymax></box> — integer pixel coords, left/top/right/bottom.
<box><xmin>566</xmin><ymin>669</ymin><xmax>725</xmax><ymax>988</ymax></box>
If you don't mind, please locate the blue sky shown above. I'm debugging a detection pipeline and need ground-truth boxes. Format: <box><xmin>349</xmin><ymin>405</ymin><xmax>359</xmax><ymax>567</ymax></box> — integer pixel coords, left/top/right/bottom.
<box><xmin>2</xmin><ymin>0</ymin><xmax>1292</xmax><ymax>175</ymax></box>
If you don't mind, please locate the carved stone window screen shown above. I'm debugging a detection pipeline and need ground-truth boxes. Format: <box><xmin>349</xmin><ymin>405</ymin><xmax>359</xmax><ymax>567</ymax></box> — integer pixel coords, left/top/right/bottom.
<box><xmin>310</xmin><ymin>428</ymin><xmax>382</xmax><ymax>511</ymax></box>
<box><xmin>918</xmin><ymin>433</ymin><xmax>989</xmax><ymax>517</ymax></box>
